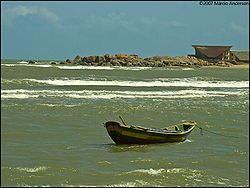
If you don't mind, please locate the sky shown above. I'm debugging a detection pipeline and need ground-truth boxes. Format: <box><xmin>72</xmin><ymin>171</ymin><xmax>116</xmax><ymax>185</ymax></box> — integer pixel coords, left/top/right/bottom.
<box><xmin>1</xmin><ymin>1</ymin><xmax>249</xmax><ymax>60</ymax></box>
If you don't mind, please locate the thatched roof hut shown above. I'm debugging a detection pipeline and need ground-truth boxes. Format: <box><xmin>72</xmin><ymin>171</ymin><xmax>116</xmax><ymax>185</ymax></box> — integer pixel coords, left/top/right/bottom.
<box><xmin>192</xmin><ymin>45</ymin><xmax>232</xmax><ymax>60</ymax></box>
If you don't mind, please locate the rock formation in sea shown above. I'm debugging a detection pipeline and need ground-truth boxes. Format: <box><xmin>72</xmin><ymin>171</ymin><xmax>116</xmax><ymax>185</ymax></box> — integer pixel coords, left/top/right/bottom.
<box><xmin>64</xmin><ymin>54</ymin><xmax>233</xmax><ymax>67</ymax></box>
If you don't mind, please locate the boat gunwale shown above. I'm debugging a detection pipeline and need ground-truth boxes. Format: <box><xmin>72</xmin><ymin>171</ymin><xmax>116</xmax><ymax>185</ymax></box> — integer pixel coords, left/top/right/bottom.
<box><xmin>105</xmin><ymin>121</ymin><xmax>196</xmax><ymax>136</ymax></box>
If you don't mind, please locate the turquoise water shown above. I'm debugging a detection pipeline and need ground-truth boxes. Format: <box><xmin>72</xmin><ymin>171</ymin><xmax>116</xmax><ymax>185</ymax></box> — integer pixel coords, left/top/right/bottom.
<box><xmin>1</xmin><ymin>61</ymin><xmax>249</xmax><ymax>187</ymax></box>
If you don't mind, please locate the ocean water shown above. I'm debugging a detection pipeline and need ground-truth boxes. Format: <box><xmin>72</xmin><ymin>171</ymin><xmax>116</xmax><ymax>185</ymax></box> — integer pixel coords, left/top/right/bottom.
<box><xmin>1</xmin><ymin>60</ymin><xmax>249</xmax><ymax>187</ymax></box>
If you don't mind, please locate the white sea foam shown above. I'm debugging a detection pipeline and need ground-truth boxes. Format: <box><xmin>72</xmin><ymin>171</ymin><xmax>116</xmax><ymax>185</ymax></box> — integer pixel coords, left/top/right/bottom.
<box><xmin>124</xmin><ymin>168</ymin><xmax>165</xmax><ymax>175</ymax></box>
<box><xmin>1</xmin><ymin>93</ymin><xmax>40</xmax><ymax>99</ymax></box>
<box><xmin>23</xmin><ymin>78</ymin><xmax>249</xmax><ymax>88</ymax></box>
<box><xmin>1</xmin><ymin>63</ymin><xmax>154</xmax><ymax>70</ymax></box>
<box><xmin>184</xmin><ymin>139</ymin><xmax>192</xmax><ymax>143</ymax></box>
<box><xmin>130</xmin><ymin>158</ymin><xmax>153</xmax><ymax>163</ymax></box>
<box><xmin>1</xmin><ymin>89</ymin><xmax>247</xmax><ymax>99</ymax></box>
<box><xmin>20</xmin><ymin>183</ymin><xmax>140</xmax><ymax>187</ymax></box>
<box><xmin>182</xmin><ymin>68</ymin><xmax>194</xmax><ymax>70</ymax></box>
<box><xmin>1</xmin><ymin>64</ymin><xmax>16</xmax><ymax>67</ymax></box>
<box><xmin>18</xmin><ymin>183</ymin><xmax>52</xmax><ymax>187</ymax></box>
<box><xmin>14</xmin><ymin>166</ymin><xmax>49</xmax><ymax>173</ymax></box>
<box><xmin>24</xmin><ymin>64</ymin><xmax>53</xmax><ymax>68</ymax></box>
<box><xmin>18</xmin><ymin>61</ymin><xmax>29</xmax><ymax>64</ymax></box>
<box><xmin>1</xmin><ymin>63</ymin><xmax>54</xmax><ymax>68</ymax></box>
<box><xmin>40</xmin><ymin>104</ymin><xmax>58</xmax><ymax>107</ymax></box>
<box><xmin>40</xmin><ymin>104</ymin><xmax>79</xmax><ymax>107</ymax></box>
<box><xmin>45</xmin><ymin>64</ymin><xmax>153</xmax><ymax>70</ymax></box>
<box><xmin>105</xmin><ymin>181</ymin><xmax>149</xmax><ymax>187</ymax></box>
<box><xmin>57</xmin><ymin>65</ymin><xmax>116</xmax><ymax>70</ymax></box>
<box><xmin>61</xmin><ymin>181</ymin><xmax>148</xmax><ymax>187</ymax></box>
<box><xmin>1</xmin><ymin>63</ymin><xmax>194</xmax><ymax>71</ymax></box>
<box><xmin>166</xmin><ymin>168</ymin><xmax>184</xmax><ymax>173</ymax></box>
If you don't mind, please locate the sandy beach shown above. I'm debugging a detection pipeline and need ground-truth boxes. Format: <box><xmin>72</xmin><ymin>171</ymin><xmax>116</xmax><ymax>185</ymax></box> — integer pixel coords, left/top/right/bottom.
<box><xmin>229</xmin><ymin>64</ymin><xmax>249</xmax><ymax>69</ymax></box>
<box><xmin>202</xmin><ymin>64</ymin><xmax>249</xmax><ymax>69</ymax></box>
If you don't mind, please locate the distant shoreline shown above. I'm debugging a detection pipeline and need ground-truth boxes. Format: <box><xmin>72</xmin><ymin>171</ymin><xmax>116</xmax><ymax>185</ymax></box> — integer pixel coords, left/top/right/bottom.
<box><xmin>1</xmin><ymin>55</ymin><xmax>249</xmax><ymax>69</ymax></box>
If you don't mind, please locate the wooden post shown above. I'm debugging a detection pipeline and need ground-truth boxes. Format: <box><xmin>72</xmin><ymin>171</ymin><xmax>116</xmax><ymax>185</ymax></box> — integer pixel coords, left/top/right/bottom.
<box><xmin>228</xmin><ymin>50</ymin><xmax>231</xmax><ymax>61</ymax></box>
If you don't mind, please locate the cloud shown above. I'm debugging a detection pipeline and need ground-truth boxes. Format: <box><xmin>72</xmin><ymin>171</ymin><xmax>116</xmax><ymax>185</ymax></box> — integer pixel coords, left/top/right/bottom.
<box><xmin>2</xmin><ymin>5</ymin><xmax>60</xmax><ymax>27</ymax></box>
<box><xmin>140</xmin><ymin>17</ymin><xmax>157</xmax><ymax>25</ymax></box>
<box><xmin>86</xmin><ymin>12</ymin><xmax>140</xmax><ymax>33</ymax></box>
<box><xmin>8</xmin><ymin>5</ymin><xmax>37</xmax><ymax>16</ymax></box>
<box><xmin>85</xmin><ymin>12</ymin><xmax>186</xmax><ymax>34</ymax></box>
<box><xmin>230</xmin><ymin>22</ymin><xmax>248</xmax><ymax>34</ymax></box>
<box><xmin>140</xmin><ymin>17</ymin><xmax>186</xmax><ymax>28</ymax></box>
<box><xmin>169</xmin><ymin>20</ymin><xmax>186</xmax><ymax>27</ymax></box>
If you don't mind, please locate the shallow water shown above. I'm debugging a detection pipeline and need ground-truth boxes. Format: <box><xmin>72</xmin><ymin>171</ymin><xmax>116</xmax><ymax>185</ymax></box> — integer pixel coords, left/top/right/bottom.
<box><xmin>1</xmin><ymin>60</ymin><xmax>249</xmax><ymax>187</ymax></box>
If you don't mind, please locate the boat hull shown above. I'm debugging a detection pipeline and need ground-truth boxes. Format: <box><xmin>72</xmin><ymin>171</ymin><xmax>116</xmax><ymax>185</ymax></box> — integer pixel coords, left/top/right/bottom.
<box><xmin>104</xmin><ymin>121</ymin><xmax>196</xmax><ymax>144</ymax></box>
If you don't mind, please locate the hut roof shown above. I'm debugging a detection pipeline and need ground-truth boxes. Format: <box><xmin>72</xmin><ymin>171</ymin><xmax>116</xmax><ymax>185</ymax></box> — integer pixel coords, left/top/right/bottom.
<box><xmin>192</xmin><ymin>45</ymin><xmax>232</xmax><ymax>58</ymax></box>
<box><xmin>231</xmin><ymin>51</ymin><xmax>249</xmax><ymax>61</ymax></box>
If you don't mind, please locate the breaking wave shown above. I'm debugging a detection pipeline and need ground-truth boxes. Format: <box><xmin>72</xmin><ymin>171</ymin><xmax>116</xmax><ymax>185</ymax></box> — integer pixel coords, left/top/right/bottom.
<box><xmin>22</xmin><ymin>78</ymin><xmax>249</xmax><ymax>88</ymax></box>
<box><xmin>1</xmin><ymin>89</ymin><xmax>247</xmax><ymax>99</ymax></box>
<box><xmin>1</xmin><ymin>63</ymin><xmax>154</xmax><ymax>70</ymax></box>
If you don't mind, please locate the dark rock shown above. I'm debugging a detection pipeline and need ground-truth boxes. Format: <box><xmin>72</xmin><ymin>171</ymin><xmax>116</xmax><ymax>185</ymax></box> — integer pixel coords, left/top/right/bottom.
<box><xmin>84</xmin><ymin>56</ymin><xmax>96</xmax><ymax>63</ymax></box>
<box><xmin>66</xmin><ymin>59</ymin><xmax>73</xmax><ymax>64</ymax></box>
<box><xmin>28</xmin><ymin>60</ymin><xmax>36</xmax><ymax>64</ymax></box>
<box><xmin>104</xmin><ymin>54</ymin><xmax>111</xmax><ymax>62</ymax></box>
<box><xmin>131</xmin><ymin>54</ymin><xmax>139</xmax><ymax>58</ymax></box>
<box><xmin>95</xmin><ymin>56</ymin><xmax>105</xmax><ymax>63</ymax></box>
<box><xmin>73</xmin><ymin>55</ymin><xmax>82</xmax><ymax>64</ymax></box>
<box><xmin>79</xmin><ymin>62</ymin><xmax>89</xmax><ymax>66</ymax></box>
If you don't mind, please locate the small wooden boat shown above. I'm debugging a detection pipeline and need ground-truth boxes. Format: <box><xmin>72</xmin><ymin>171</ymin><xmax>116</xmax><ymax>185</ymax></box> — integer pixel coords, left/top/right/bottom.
<box><xmin>104</xmin><ymin>116</ymin><xmax>197</xmax><ymax>144</ymax></box>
